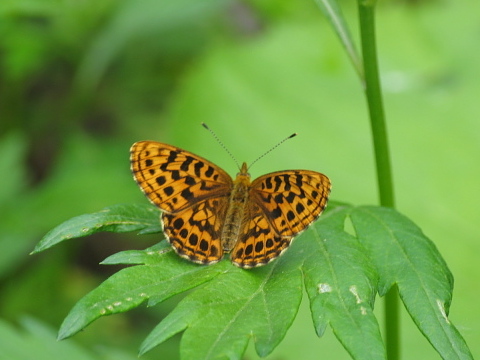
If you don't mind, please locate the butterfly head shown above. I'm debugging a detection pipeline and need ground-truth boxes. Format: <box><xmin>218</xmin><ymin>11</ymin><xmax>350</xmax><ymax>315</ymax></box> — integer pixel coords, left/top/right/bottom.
<box><xmin>237</xmin><ymin>162</ymin><xmax>250</xmax><ymax>178</ymax></box>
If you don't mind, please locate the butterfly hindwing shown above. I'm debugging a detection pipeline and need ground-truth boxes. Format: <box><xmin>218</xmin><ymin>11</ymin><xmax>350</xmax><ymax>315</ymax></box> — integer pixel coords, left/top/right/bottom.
<box><xmin>230</xmin><ymin>202</ymin><xmax>289</xmax><ymax>268</ymax></box>
<box><xmin>162</xmin><ymin>197</ymin><xmax>228</xmax><ymax>264</ymax></box>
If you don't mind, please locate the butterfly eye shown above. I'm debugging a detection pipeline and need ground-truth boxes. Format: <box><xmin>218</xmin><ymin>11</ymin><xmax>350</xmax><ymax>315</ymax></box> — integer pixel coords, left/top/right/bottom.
<box><xmin>236</xmin><ymin>171</ymin><xmax>250</xmax><ymax>177</ymax></box>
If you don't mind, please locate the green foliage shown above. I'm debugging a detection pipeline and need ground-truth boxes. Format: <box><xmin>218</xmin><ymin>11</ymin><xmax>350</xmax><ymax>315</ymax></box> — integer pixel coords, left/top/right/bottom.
<box><xmin>1</xmin><ymin>0</ymin><xmax>478</xmax><ymax>358</ymax></box>
<box><xmin>0</xmin><ymin>317</ymin><xmax>137</xmax><ymax>360</ymax></box>
<box><xmin>33</xmin><ymin>203</ymin><xmax>471</xmax><ymax>359</ymax></box>
<box><xmin>0</xmin><ymin>132</ymin><xmax>32</xmax><ymax>277</ymax></box>
<box><xmin>32</xmin><ymin>204</ymin><xmax>163</xmax><ymax>254</ymax></box>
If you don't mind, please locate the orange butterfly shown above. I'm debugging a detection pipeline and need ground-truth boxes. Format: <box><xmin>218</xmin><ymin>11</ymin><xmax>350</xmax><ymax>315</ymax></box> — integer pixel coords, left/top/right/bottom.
<box><xmin>130</xmin><ymin>134</ymin><xmax>330</xmax><ymax>268</ymax></box>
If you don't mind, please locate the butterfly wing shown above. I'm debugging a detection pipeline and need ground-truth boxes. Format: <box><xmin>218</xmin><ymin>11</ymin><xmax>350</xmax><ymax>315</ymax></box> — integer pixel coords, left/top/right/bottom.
<box><xmin>130</xmin><ymin>141</ymin><xmax>233</xmax><ymax>212</ymax></box>
<box><xmin>231</xmin><ymin>170</ymin><xmax>331</xmax><ymax>268</ymax></box>
<box><xmin>130</xmin><ymin>141</ymin><xmax>233</xmax><ymax>264</ymax></box>
<box><xmin>162</xmin><ymin>197</ymin><xmax>229</xmax><ymax>264</ymax></box>
<box><xmin>230</xmin><ymin>201</ymin><xmax>289</xmax><ymax>268</ymax></box>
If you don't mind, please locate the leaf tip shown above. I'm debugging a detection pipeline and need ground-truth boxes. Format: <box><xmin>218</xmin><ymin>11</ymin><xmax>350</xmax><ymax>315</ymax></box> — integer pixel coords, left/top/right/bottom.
<box><xmin>30</xmin><ymin>245</ymin><xmax>44</xmax><ymax>255</ymax></box>
<box><xmin>57</xmin><ymin>329</ymin><xmax>69</xmax><ymax>341</ymax></box>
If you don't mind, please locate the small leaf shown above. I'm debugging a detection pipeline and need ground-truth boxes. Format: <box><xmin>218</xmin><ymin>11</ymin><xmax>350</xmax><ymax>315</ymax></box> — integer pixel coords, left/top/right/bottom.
<box><xmin>32</xmin><ymin>204</ymin><xmax>161</xmax><ymax>253</ymax></box>
<box><xmin>301</xmin><ymin>206</ymin><xmax>385</xmax><ymax>360</ymax></box>
<box><xmin>58</xmin><ymin>250</ymin><xmax>226</xmax><ymax>340</ymax></box>
<box><xmin>350</xmin><ymin>206</ymin><xmax>473</xmax><ymax>360</ymax></box>
<box><xmin>101</xmin><ymin>242</ymin><xmax>171</xmax><ymax>265</ymax></box>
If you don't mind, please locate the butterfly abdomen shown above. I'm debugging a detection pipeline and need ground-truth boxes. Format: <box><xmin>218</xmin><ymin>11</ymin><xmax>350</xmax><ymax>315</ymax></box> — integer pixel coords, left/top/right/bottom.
<box><xmin>221</xmin><ymin>172</ymin><xmax>251</xmax><ymax>252</ymax></box>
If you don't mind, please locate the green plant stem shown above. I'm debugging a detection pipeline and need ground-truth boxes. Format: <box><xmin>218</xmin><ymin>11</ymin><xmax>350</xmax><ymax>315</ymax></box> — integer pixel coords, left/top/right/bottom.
<box><xmin>357</xmin><ymin>2</ymin><xmax>399</xmax><ymax>359</ymax></box>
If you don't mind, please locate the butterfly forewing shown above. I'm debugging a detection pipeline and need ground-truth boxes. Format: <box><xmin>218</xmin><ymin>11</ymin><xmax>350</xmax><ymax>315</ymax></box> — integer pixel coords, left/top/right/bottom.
<box><xmin>130</xmin><ymin>141</ymin><xmax>233</xmax><ymax>213</ymax></box>
<box><xmin>250</xmin><ymin>170</ymin><xmax>331</xmax><ymax>236</ymax></box>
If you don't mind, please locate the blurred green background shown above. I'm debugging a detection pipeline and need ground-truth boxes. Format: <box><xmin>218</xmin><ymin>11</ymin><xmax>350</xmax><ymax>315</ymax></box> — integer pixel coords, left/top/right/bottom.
<box><xmin>0</xmin><ymin>0</ymin><xmax>478</xmax><ymax>358</ymax></box>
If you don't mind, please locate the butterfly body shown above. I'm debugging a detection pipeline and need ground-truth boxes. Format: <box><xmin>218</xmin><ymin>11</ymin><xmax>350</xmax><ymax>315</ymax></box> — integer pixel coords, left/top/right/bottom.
<box><xmin>130</xmin><ymin>141</ymin><xmax>331</xmax><ymax>268</ymax></box>
<box><xmin>221</xmin><ymin>162</ymin><xmax>250</xmax><ymax>252</ymax></box>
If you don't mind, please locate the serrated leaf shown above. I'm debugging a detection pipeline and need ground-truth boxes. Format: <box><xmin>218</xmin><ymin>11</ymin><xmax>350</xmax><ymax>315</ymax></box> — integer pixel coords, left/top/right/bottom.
<box><xmin>139</xmin><ymin>254</ymin><xmax>303</xmax><ymax>359</ymax></box>
<box><xmin>32</xmin><ymin>204</ymin><xmax>161</xmax><ymax>254</ymax></box>
<box><xmin>350</xmin><ymin>206</ymin><xmax>472</xmax><ymax>360</ymax></box>
<box><xmin>48</xmin><ymin>203</ymin><xmax>471</xmax><ymax>359</ymax></box>
<box><xmin>134</xmin><ymin>205</ymin><xmax>426</xmax><ymax>360</ymax></box>
<box><xmin>58</xmin><ymin>250</ymin><xmax>227</xmax><ymax>340</ymax></box>
<box><xmin>301</xmin><ymin>206</ymin><xmax>385</xmax><ymax>360</ymax></box>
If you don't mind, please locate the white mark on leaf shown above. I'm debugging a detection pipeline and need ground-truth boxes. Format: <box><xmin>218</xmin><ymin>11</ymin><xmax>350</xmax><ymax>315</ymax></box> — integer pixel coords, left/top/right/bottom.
<box><xmin>349</xmin><ymin>285</ymin><xmax>362</xmax><ymax>304</ymax></box>
<box><xmin>436</xmin><ymin>299</ymin><xmax>450</xmax><ymax>324</ymax></box>
<box><xmin>317</xmin><ymin>283</ymin><xmax>332</xmax><ymax>293</ymax></box>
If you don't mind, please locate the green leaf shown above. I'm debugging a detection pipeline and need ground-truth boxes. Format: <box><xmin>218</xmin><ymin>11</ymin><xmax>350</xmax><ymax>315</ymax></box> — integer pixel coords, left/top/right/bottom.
<box><xmin>101</xmin><ymin>242</ymin><xmax>171</xmax><ymax>265</ymax></box>
<box><xmin>40</xmin><ymin>203</ymin><xmax>471</xmax><ymax>359</ymax></box>
<box><xmin>58</xmin><ymin>249</ymin><xmax>227</xmax><ymax>341</ymax></box>
<box><xmin>32</xmin><ymin>204</ymin><xmax>161</xmax><ymax>254</ymax></box>
<box><xmin>350</xmin><ymin>206</ymin><xmax>472</xmax><ymax>359</ymax></box>
<box><xmin>302</xmin><ymin>206</ymin><xmax>385</xmax><ymax>360</ymax></box>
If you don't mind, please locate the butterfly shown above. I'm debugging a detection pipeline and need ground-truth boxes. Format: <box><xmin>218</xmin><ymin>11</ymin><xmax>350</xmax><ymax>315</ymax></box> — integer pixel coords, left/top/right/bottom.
<box><xmin>130</xmin><ymin>139</ymin><xmax>331</xmax><ymax>268</ymax></box>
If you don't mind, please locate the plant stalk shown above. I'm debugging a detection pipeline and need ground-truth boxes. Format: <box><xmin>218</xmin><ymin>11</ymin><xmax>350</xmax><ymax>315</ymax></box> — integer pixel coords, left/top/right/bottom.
<box><xmin>357</xmin><ymin>1</ymin><xmax>399</xmax><ymax>359</ymax></box>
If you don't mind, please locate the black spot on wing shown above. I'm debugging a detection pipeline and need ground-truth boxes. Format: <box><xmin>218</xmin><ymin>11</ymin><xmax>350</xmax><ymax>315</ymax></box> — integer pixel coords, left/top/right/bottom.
<box><xmin>296</xmin><ymin>203</ymin><xmax>305</xmax><ymax>214</ymax></box>
<box><xmin>184</xmin><ymin>175</ymin><xmax>196</xmax><ymax>186</ymax></box>
<box><xmin>173</xmin><ymin>218</ymin><xmax>184</xmax><ymax>229</ymax></box>
<box><xmin>180</xmin><ymin>156</ymin><xmax>194</xmax><ymax>171</ymax></box>
<box><xmin>194</xmin><ymin>161</ymin><xmax>204</xmax><ymax>177</ymax></box>
<box><xmin>171</xmin><ymin>170</ymin><xmax>180</xmax><ymax>180</ymax></box>
<box><xmin>167</xmin><ymin>151</ymin><xmax>178</xmax><ymax>164</ymax></box>
<box><xmin>205</xmin><ymin>166</ymin><xmax>214</xmax><ymax>178</ymax></box>
<box><xmin>181</xmin><ymin>188</ymin><xmax>194</xmax><ymax>201</ymax></box>
<box><xmin>156</xmin><ymin>176</ymin><xmax>166</xmax><ymax>186</ymax></box>
<box><xmin>286</xmin><ymin>210</ymin><xmax>295</xmax><ymax>221</ymax></box>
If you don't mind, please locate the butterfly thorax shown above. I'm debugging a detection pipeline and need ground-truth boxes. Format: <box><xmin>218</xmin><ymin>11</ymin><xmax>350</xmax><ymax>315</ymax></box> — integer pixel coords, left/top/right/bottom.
<box><xmin>221</xmin><ymin>162</ymin><xmax>251</xmax><ymax>251</ymax></box>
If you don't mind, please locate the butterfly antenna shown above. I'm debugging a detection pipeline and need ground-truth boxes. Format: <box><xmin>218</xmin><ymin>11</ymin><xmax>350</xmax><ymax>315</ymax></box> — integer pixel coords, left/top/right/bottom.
<box><xmin>249</xmin><ymin>133</ymin><xmax>297</xmax><ymax>170</ymax></box>
<box><xmin>202</xmin><ymin>123</ymin><xmax>241</xmax><ymax>169</ymax></box>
